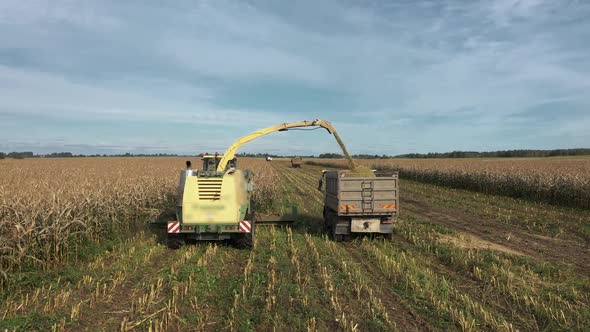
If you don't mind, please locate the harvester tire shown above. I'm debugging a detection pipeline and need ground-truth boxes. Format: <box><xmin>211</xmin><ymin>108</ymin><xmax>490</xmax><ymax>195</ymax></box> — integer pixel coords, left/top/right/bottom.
<box><xmin>235</xmin><ymin>206</ymin><xmax>256</xmax><ymax>249</ymax></box>
<box><xmin>167</xmin><ymin>235</ymin><xmax>185</xmax><ymax>250</ymax></box>
<box><xmin>236</xmin><ymin>226</ymin><xmax>254</xmax><ymax>248</ymax></box>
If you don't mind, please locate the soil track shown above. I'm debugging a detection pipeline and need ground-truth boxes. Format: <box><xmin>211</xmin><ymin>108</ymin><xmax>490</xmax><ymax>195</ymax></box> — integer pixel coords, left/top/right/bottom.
<box><xmin>272</xmin><ymin>160</ymin><xmax>589</xmax><ymax>331</ymax></box>
<box><xmin>273</xmin><ymin>161</ymin><xmax>431</xmax><ymax>331</ymax></box>
<box><xmin>402</xmin><ymin>188</ymin><xmax>590</xmax><ymax>275</ymax></box>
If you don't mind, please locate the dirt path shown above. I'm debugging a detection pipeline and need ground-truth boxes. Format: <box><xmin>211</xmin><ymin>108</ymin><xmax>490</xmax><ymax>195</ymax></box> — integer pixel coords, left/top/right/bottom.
<box><xmin>75</xmin><ymin>247</ymin><xmax>185</xmax><ymax>331</ymax></box>
<box><xmin>402</xmin><ymin>186</ymin><xmax>590</xmax><ymax>275</ymax></box>
<box><xmin>272</xmin><ymin>160</ymin><xmax>590</xmax><ymax>331</ymax></box>
<box><xmin>273</xmin><ymin>161</ymin><xmax>437</xmax><ymax>331</ymax></box>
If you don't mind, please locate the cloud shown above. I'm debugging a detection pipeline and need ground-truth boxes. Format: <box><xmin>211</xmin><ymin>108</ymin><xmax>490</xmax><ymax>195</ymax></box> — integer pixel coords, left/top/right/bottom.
<box><xmin>0</xmin><ymin>0</ymin><xmax>119</xmax><ymax>28</ymax></box>
<box><xmin>161</xmin><ymin>38</ymin><xmax>328</xmax><ymax>83</ymax></box>
<box><xmin>0</xmin><ymin>0</ymin><xmax>589</xmax><ymax>155</ymax></box>
<box><xmin>488</xmin><ymin>0</ymin><xmax>546</xmax><ymax>25</ymax></box>
<box><xmin>0</xmin><ymin>65</ymin><xmax>289</xmax><ymax>127</ymax></box>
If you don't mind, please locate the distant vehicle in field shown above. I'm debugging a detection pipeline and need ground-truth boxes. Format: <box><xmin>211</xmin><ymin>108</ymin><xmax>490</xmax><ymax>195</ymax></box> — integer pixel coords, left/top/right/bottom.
<box><xmin>266</xmin><ymin>156</ymin><xmax>273</xmax><ymax>161</ymax></box>
<box><xmin>291</xmin><ymin>157</ymin><xmax>302</xmax><ymax>168</ymax></box>
<box><xmin>319</xmin><ymin>169</ymin><xmax>398</xmax><ymax>241</ymax></box>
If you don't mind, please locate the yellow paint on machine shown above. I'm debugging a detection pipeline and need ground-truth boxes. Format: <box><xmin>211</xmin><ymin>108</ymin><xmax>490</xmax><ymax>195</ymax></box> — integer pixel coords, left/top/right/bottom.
<box><xmin>182</xmin><ymin>170</ymin><xmax>250</xmax><ymax>225</ymax></box>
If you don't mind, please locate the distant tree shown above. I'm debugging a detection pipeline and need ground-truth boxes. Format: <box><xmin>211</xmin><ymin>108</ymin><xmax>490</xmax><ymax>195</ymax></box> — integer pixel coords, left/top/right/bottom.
<box><xmin>319</xmin><ymin>153</ymin><xmax>343</xmax><ymax>159</ymax></box>
<box><xmin>47</xmin><ymin>152</ymin><xmax>73</xmax><ymax>158</ymax></box>
<box><xmin>7</xmin><ymin>151</ymin><xmax>34</xmax><ymax>159</ymax></box>
<box><xmin>0</xmin><ymin>152</ymin><xmax>5</xmax><ymax>159</ymax></box>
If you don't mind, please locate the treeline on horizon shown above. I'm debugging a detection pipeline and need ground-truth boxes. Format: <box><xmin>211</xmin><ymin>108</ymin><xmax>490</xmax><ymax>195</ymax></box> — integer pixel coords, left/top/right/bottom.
<box><xmin>1</xmin><ymin>148</ymin><xmax>589</xmax><ymax>160</ymax></box>
<box><xmin>395</xmin><ymin>148</ymin><xmax>590</xmax><ymax>158</ymax></box>
<box><xmin>0</xmin><ymin>152</ymin><xmax>181</xmax><ymax>159</ymax></box>
<box><xmin>303</xmin><ymin>148</ymin><xmax>590</xmax><ymax>159</ymax></box>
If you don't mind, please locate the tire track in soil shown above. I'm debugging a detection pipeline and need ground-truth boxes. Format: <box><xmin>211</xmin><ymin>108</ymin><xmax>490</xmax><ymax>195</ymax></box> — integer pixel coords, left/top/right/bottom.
<box><xmin>373</xmin><ymin>234</ymin><xmax>531</xmax><ymax>330</ymax></box>
<box><xmin>1</xmin><ymin>232</ymin><xmax>158</xmax><ymax>324</ymax></box>
<box><xmin>281</xmin><ymin>161</ymin><xmax>588</xmax><ymax>330</ymax></box>
<box><xmin>73</xmin><ymin>241</ymin><xmax>193</xmax><ymax>331</ymax></box>
<box><xmin>402</xmin><ymin>195</ymin><xmax>590</xmax><ymax>275</ymax></box>
<box><xmin>274</xmin><ymin>163</ymin><xmax>323</xmax><ymax>214</ymax></box>
<box><xmin>271</xmin><ymin>161</ymin><xmax>435</xmax><ymax>330</ymax></box>
<box><xmin>341</xmin><ymin>243</ymin><xmax>436</xmax><ymax>331</ymax></box>
<box><xmin>201</xmin><ymin>247</ymin><xmax>250</xmax><ymax>331</ymax></box>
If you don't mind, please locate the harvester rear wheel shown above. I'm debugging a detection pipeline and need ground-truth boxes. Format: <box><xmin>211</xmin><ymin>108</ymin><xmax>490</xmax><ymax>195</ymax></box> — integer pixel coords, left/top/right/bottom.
<box><xmin>235</xmin><ymin>204</ymin><xmax>256</xmax><ymax>249</ymax></box>
<box><xmin>167</xmin><ymin>234</ymin><xmax>185</xmax><ymax>250</ymax></box>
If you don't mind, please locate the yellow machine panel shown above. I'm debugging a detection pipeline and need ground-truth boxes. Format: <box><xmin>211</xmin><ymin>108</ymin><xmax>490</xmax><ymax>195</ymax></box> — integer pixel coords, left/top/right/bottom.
<box><xmin>182</xmin><ymin>170</ymin><xmax>250</xmax><ymax>225</ymax></box>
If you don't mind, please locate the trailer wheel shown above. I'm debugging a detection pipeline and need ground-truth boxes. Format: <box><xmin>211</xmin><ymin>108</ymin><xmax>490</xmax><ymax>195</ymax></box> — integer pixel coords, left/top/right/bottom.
<box><xmin>324</xmin><ymin>208</ymin><xmax>343</xmax><ymax>242</ymax></box>
<box><xmin>167</xmin><ymin>234</ymin><xmax>185</xmax><ymax>250</ymax></box>
<box><xmin>322</xmin><ymin>207</ymin><xmax>330</xmax><ymax>231</ymax></box>
<box><xmin>331</xmin><ymin>220</ymin><xmax>343</xmax><ymax>242</ymax></box>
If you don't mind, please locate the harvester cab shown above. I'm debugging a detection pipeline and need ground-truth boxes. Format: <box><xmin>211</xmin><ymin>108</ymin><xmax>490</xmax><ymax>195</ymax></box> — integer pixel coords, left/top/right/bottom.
<box><xmin>201</xmin><ymin>154</ymin><xmax>220</xmax><ymax>171</ymax></box>
<box><xmin>167</xmin><ymin>119</ymin><xmax>356</xmax><ymax>250</ymax></box>
<box><xmin>199</xmin><ymin>154</ymin><xmax>236</xmax><ymax>172</ymax></box>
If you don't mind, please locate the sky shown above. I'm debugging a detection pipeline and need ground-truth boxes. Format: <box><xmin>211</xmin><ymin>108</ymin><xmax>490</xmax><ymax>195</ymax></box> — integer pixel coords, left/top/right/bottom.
<box><xmin>1</xmin><ymin>0</ymin><xmax>589</xmax><ymax>156</ymax></box>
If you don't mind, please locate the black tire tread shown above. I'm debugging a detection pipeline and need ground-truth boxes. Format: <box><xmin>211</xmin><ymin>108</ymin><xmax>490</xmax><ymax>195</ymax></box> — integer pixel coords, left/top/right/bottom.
<box><xmin>235</xmin><ymin>200</ymin><xmax>256</xmax><ymax>249</ymax></box>
<box><xmin>167</xmin><ymin>235</ymin><xmax>185</xmax><ymax>250</ymax></box>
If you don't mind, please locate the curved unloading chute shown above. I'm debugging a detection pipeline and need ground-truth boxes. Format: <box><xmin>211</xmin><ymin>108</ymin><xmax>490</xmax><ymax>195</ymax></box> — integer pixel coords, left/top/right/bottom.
<box><xmin>216</xmin><ymin>119</ymin><xmax>356</xmax><ymax>172</ymax></box>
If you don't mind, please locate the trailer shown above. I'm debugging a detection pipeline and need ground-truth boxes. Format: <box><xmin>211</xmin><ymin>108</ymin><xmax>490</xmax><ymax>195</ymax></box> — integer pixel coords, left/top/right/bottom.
<box><xmin>291</xmin><ymin>157</ymin><xmax>302</xmax><ymax>168</ymax></box>
<box><xmin>320</xmin><ymin>170</ymin><xmax>398</xmax><ymax>241</ymax></box>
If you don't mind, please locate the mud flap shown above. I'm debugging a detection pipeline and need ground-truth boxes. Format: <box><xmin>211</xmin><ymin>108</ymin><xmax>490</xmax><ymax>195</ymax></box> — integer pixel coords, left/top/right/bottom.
<box><xmin>335</xmin><ymin>221</ymin><xmax>350</xmax><ymax>235</ymax></box>
<box><xmin>379</xmin><ymin>223</ymin><xmax>394</xmax><ymax>234</ymax></box>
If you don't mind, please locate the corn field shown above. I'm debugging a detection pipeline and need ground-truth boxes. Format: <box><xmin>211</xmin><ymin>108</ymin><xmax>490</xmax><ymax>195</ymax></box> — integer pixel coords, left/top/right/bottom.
<box><xmin>0</xmin><ymin>157</ymin><xmax>280</xmax><ymax>290</ymax></box>
<box><xmin>1</xmin><ymin>158</ymin><xmax>589</xmax><ymax>331</ymax></box>
<box><xmin>307</xmin><ymin>157</ymin><xmax>590</xmax><ymax>209</ymax></box>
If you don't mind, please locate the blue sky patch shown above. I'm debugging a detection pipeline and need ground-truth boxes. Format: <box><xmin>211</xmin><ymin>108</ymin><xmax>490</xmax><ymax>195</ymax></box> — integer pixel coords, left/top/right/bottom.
<box><xmin>0</xmin><ymin>0</ymin><xmax>588</xmax><ymax>155</ymax></box>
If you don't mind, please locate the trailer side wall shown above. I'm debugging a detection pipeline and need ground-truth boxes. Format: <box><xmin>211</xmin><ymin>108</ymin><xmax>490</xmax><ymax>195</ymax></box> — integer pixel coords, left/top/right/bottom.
<box><xmin>325</xmin><ymin>171</ymin><xmax>398</xmax><ymax>217</ymax></box>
